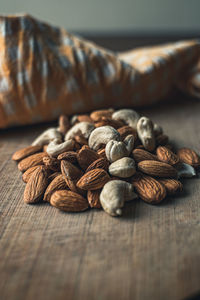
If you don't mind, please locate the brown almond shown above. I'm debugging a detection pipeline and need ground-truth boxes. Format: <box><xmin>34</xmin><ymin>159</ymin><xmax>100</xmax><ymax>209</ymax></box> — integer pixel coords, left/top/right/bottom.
<box><xmin>24</xmin><ymin>167</ymin><xmax>48</xmax><ymax>203</ymax></box>
<box><xmin>87</xmin><ymin>190</ymin><xmax>102</xmax><ymax>208</ymax></box>
<box><xmin>43</xmin><ymin>156</ymin><xmax>60</xmax><ymax>172</ymax></box>
<box><xmin>44</xmin><ymin>174</ymin><xmax>68</xmax><ymax>202</ymax></box>
<box><xmin>156</xmin><ymin>146</ymin><xmax>179</xmax><ymax>166</ymax></box>
<box><xmin>86</xmin><ymin>158</ymin><xmax>109</xmax><ymax>172</ymax></box>
<box><xmin>22</xmin><ymin>165</ymin><xmax>44</xmax><ymax>183</ymax></box>
<box><xmin>132</xmin><ymin>148</ymin><xmax>157</xmax><ymax>163</ymax></box>
<box><xmin>90</xmin><ymin>109</ymin><xmax>114</xmax><ymax>122</ymax></box>
<box><xmin>97</xmin><ymin>148</ymin><xmax>107</xmax><ymax>159</ymax></box>
<box><xmin>117</xmin><ymin>126</ymin><xmax>138</xmax><ymax>140</ymax></box>
<box><xmin>77</xmin><ymin>168</ymin><xmax>110</xmax><ymax>190</ymax></box>
<box><xmin>77</xmin><ymin>145</ymin><xmax>99</xmax><ymax>170</ymax></box>
<box><xmin>12</xmin><ymin>145</ymin><xmax>42</xmax><ymax>161</ymax></box>
<box><xmin>58</xmin><ymin>115</ymin><xmax>70</xmax><ymax>135</ymax></box>
<box><xmin>95</xmin><ymin>118</ymin><xmax>124</xmax><ymax>129</ymax></box>
<box><xmin>50</xmin><ymin>190</ymin><xmax>89</xmax><ymax>212</ymax></box>
<box><xmin>177</xmin><ymin>148</ymin><xmax>200</xmax><ymax>168</ymax></box>
<box><xmin>138</xmin><ymin>160</ymin><xmax>178</xmax><ymax>178</ymax></box>
<box><xmin>158</xmin><ymin>179</ymin><xmax>183</xmax><ymax>195</ymax></box>
<box><xmin>132</xmin><ymin>174</ymin><xmax>166</xmax><ymax>204</ymax></box>
<box><xmin>57</xmin><ymin>151</ymin><xmax>77</xmax><ymax>163</ymax></box>
<box><xmin>18</xmin><ymin>152</ymin><xmax>46</xmax><ymax>172</ymax></box>
<box><xmin>61</xmin><ymin>160</ymin><xmax>83</xmax><ymax>181</ymax></box>
<box><xmin>48</xmin><ymin>172</ymin><xmax>62</xmax><ymax>182</ymax></box>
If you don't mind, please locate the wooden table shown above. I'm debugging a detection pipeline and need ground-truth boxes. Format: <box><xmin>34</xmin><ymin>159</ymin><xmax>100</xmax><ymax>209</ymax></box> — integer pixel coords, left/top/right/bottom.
<box><xmin>0</xmin><ymin>38</ymin><xmax>200</xmax><ymax>300</ymax></box>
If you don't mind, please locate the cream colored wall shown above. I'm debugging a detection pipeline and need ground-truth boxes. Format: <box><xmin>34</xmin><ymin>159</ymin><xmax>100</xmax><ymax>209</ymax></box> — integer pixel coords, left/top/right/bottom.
<box><xmin>0</xmin><ymin>0</ymin><xmax>200</xmax><ymax>33</ymax></box>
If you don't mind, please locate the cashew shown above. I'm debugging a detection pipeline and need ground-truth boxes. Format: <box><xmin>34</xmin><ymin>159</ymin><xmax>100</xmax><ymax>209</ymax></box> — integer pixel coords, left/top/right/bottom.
<box><xmin>109</xmin><ymin>157</ymin><xmax>136</xmax><ymax>178</ymax></box>
<box><xmin>100</xmin><ymin>180</ymin><xmax>137</xmax><ymax>217</ymax></box>
<box><xmin>88</xmin><ymin>126</ymin><xmax>121</xmax><ymax>151</ymax></box>
<box><xmin>137</xmin><ymin>117</ymin><xmax>155</xmax><ymax>151</ymax></box>
<box><xmin>123</xmin><ymin>135</ymin><xmax>135</xmax><ymax>154</ymax></box>
<box><xmin>32</xmin><ymin>128</ymin><xmax>62</xmax><ymax>146</ymax></box>
<box><xmin>65</xmin><ymin>122</ymin><xmax>95</xmax><ymax>141</ymax></box>
<box><xmin>46</xmin><ymin>138</ymin><xmax>75</xmax><ymax>157</ymax></box>
<box><xmin>153</xmin><ymin>123</ymin><xmax>163</xmax><ymax>136</ymax></box>
<box><xmin>112</xmin><ymin>109</ymin><xmax>140</xmax><ymax>129</ymax></box>
<box><xmin>105</xmin><ymin>140</ymin><xmax>128</xmax><ymax>162</ymax></box>
<box><xmin>177</xmin><ymin>163</ymin><xmax>196</xmax><ymax>178</ymax></box>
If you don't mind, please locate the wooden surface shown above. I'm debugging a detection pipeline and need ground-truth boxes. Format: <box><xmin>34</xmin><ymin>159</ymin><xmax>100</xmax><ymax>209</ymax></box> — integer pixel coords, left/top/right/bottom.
<box><xmin>0</xmin><ymin>35</ymin><xmax>200</xmax><ymax>300</ymax></box>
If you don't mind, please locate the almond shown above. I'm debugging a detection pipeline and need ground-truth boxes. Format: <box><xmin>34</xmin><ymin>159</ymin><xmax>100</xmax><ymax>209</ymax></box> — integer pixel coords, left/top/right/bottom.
<box><xmin>87</xmin><ymin>190</ymin><xmax>102</xmax><ymax>208</ymax></box>
<box><xmin>12</xmin><ymin>145</ymin><xmax>42</xmax><ymax>161</ymax></box>
<box><xmin>117</xmin><ymin>126</ymin><xmax>138</xmax><ymax>140</ymax></box>
<box><xmin>90</xmin><ymin>109</ymin><xmax>114</xmax><ymax>122</ymax></box>
<box><xmin>48</xmin><ymin>172</ymin><xmax>62</xmax><ymax>182</ymax></box>
<box><xmin>57</xmin><ymin>151</ymin><xmax>77</xmax><ymax>163</ymax></box>
<box><xmin>43</xmin><ymin>156</ymin><xmax>60</xmax><ymax>172</ymax></box>
<box><xmin>177</xmin><ymin>148</ymin><xmax>200</xmax><ymax>168</ymax></box>
<box><xmin>58</xmin><ymin>115</ymin><xmax>70</xmax><ymax>135</ymax></box>
<box><xmin>132</xmin><ymin>148</ymin><xmax>157</xmax><ymax>163</ymax></box>
<box><xmin>138</xmin><ymin>160</ymin><xmax>178</xmax><ymax>178</ymax></box>
<box><xmin>158</xmin><ymin>179</ymin><xmax>183</xmax><ymax>195</ymax></box>
<box><xmin>50</xmin><ymin>190</ymin><xmax>89</xmax><ymax>212</ymax></box>
<box><xmin>44</xmin><ymin>174</ymin><xmax>68</xmax><ymax>202</ymax></box>
<box><xmin>61</xmin><ymin>160</ymin><xmax>83</xmax><ymax>181</ymax></box>
<box><xmin>77</xmin><ymin>145</ymin><xmax>99</xmax><ymax>170</ymax></box>
<box><xmin>95</xmin><ymin>118</ymin><xmax>124</xmax><ymax>129</ymax></box>
<box><xmin>156</xmin><ymin>146</ymin><xmax>179</xmax><ymax>166</ymax></box>
<box><xmin>22</xmin><ymin>165</ymin><xmax>44</xmax><ymax>183</ymax></box>
<box><xmin>18</xmin><ymin>152</ymin><xmax>47</xmax><ymax>172</ymax></box>
<box><xmin>132</xmin><ymin>174</ymin><xmax>166</xmax><ymax>204</ymax></box>
<box><xmin>97</xmin><ymin>148</ymin><xmax>106</xmax><ymax>159</ymax></box>
<box><xmin>77</xmin><ymin>168</ymin><xmax>110</xmax><ymax>190</ymax></box>
<box><xmin>86</xmin><ymin>157</ymin><xmax>109</xmax><ymax>172</ymax></box>
<box><xmin>24</xmin><ymin>167</ymin><xmax>48</xmax><ymax>203</ymax></box>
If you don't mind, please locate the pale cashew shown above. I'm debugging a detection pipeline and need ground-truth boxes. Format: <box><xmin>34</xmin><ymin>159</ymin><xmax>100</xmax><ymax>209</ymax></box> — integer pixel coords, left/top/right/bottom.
<box><xmin>108</xmin><ymin>157</ymin><xmax>136</xmax><ymax>178</ymax></box>
<box><xmin>123</xmin><ymin>135</ymin><xmax>135</xmax><ymax>154</ymax></box>
<box><xmin>88</xmin><ymin>126</ymin><xmax>120</xmax><ymax>151</ymax></box>
<box><xmin>32</xmin><ymin>128</ymin><xmax>62</xmax><ymax>146</ymax></box>
<box><xmin>112</xmin><ymin>109</ymin><xmax>140</xmax><ymax>129</ymax></box>
<box><xmin>137</xmin><ymin>117</ymin><xmax>155</xmax><ymax>151</ymax></box>
<box><xmin>177</xmin><ymin>162</ymin><xmax>196</xmax><ymax>178</ymax></box>
<box><xmin>46</xmin><ymin>138</ymin><xmax>75</xmax><ymax>157</ymax></box>
<box><xmin>105</xmin><ymin>140</ymin><xmax>128</xmax><ymax>162</ymax></box>
<box><xmin>100</xmin><ymin>180</ymin><xmax>137</xmax><ymax>217</ymax></box>
<box><xmin>153</xmin><ymin>123</ymin><xmax>163</xmax><ymax>136</ymax></box>
<box><xmin>65</xmin><ymin>122</ymin><xmax>95</xmax><ymax>141</ymax></box>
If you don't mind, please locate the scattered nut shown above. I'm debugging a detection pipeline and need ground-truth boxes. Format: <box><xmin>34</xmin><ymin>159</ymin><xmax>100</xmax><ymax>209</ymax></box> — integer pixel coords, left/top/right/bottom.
<box><xmin>100</xmin><ymin>180</ymin><xmax>137</xmax><ymax>216</ymax></box>
<box><xmin>46</xmin><ymin>138</ymin><xmax>75</xmax><ymax>157</ymax></box>
<box><xmin>137</xmin><ymin>117</ymin><xmax>155</xmax><ymax>151</ymax></box>
<box><xmin>65</xmin><ymin>122</ymin><xmax>95</xmax><ymax>141</ymax></box>
<box><xmin>112</xmin><ymin>109</ymin><xmax>140</xmax><ymax>129</ymax></box>
<box><xmin>109</xmin><ymin>157</ymin><xmax>136</xmax><ymax>178</ymax></box>
<box><xmin>105</xmin><ymin>140</ymin><xmax>128</xmax><ymax>162</ymax></box>
<box><xmin>88</xmin><ymin>126</ymin><xmax>121</xmax><ymax>151</ymax></box>
<box><xmin>32</xmin><ymin>128</ymin><xmax>62</xmax><ymax>146</ymax></box>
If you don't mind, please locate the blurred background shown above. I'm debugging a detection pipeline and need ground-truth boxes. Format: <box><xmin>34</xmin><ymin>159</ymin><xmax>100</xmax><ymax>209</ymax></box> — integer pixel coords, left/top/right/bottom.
<box><xmin>1</xmin><ymin>0</ymin><xmax>200</xmax><ymax>49</ymax></box>
<box><xmin>1</xmin><ymin>0</ymin><xmax>200</xmax><ymax>33</ymax></box>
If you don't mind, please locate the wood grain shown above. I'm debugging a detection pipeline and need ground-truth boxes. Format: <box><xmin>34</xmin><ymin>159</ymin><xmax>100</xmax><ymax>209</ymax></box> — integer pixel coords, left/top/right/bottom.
<box><xmin>0</xmin><ymin>98</ymin><xmax>200</xmax><ymax>300</ymax></box>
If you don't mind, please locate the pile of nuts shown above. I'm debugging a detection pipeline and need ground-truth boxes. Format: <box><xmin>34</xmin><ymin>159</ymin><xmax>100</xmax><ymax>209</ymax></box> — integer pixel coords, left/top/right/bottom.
<box><xmin>12</xmin><ymin>108</ymin><xmax>200</xmax><ymax>217</ymax></box>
